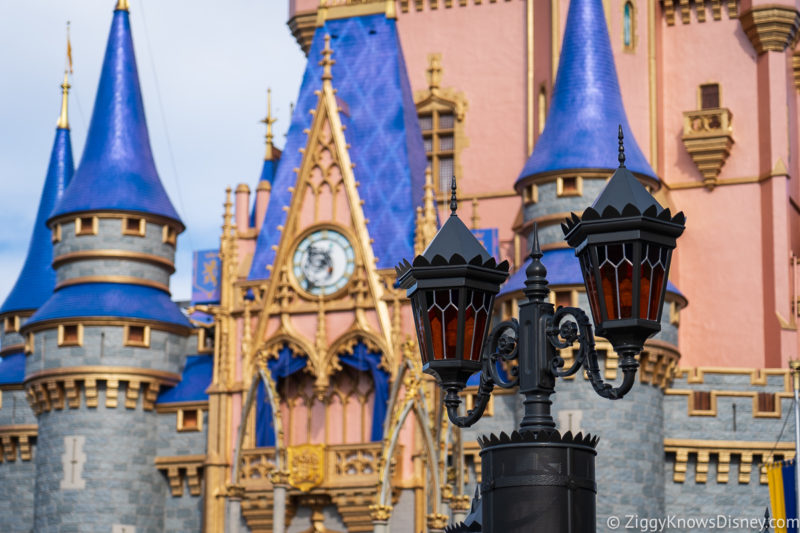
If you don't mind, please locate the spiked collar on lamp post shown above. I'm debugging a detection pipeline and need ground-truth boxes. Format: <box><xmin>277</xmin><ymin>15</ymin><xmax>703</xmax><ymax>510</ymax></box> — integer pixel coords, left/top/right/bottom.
<box><xmin>562</xmin><ymin>127</ymin><xmax>686</xmax><ymax>357</ymax></box>
<box><xmin>396</xmin><ymin>178</ymin><xmax>509</xmax><ymax>394</ymax></box>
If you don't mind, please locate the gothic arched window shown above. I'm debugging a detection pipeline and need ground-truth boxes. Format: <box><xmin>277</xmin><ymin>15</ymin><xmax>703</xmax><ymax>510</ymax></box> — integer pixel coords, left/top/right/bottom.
<box><xmin>623</xmin><ymin>1</ymin><xmax>635</xmax><ymax>51</ymax></box>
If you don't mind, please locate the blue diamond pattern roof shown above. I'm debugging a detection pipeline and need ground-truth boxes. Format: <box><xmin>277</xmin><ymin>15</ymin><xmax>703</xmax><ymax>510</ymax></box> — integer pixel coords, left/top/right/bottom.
<box><xmin>248</xmin><ymin>14</ymin><xmax>426</xmax><ymax>279</ymax></box>
<box><xmin>250</xmin><ymin>157</ymin><xmax>279</xmax><ymax>227</ymax></box>
<box><xmin>517</xmin><ymin>0</ymin><xmax>656</xmax><ymax>183</ymax></box>
<box><xmin>26</xmin><ymin>283</ymin><xmax>191</xmax><ymax>329</ymax></box>
<box><xmin>50</xmin><ymin>7</ymin><xmax>181</xmax><ymax>225</ymax></box>
<box><xmin>0</xmin><ymin>352</ymin><xmax>25</xmax><ymax>386</ymax></box>
<box><xmin>156</xmin><ymin>355</ymin><xmax>212</xmax><ymax>404</ymax></box>
<box><xmin>1</xmin><ymin>127</ymin><xmax>73</xmax><ymax>315</ymax></box>
<box><xmin>498</xmin><ymin>249</ymin><xmax>682</xmax><ymax>299</ymax></box>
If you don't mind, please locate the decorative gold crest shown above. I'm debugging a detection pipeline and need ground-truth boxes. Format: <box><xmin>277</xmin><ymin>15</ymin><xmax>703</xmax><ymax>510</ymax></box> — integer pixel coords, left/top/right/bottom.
<box><xmin>288</xmin><ymin>444</ymin><xmax>326</xmax><ymax>492</ymax></box>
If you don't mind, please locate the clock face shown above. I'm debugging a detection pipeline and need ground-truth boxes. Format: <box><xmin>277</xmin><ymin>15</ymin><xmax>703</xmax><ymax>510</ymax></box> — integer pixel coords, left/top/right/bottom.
<box><xmin>292</xmin><ymin>229</ymin><xmax>355</xmax><ymax>296</ymax></box>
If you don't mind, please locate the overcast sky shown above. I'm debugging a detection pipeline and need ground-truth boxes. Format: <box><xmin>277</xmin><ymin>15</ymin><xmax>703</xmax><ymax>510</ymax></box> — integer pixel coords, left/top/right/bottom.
<box><xmin>0</xmin><ymin>1</ymin><xmax>306</xmax><ymax>302</ymax></box>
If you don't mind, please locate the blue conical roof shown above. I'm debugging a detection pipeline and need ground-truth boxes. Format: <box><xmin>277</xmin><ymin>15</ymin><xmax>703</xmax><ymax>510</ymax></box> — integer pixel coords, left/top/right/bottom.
<box><xmin>517</xmin><ymin>0</ymin><xmax>656</xmax><ymax>183</ymax></box>
<box><xmin>1</xmin><ymin>126</ymin><xmax>74</xmax><ymax>315</ymax></box>
<box><xmin>50</xmin><ymin>6</ymin><xmax>181</xmax><ymax>225</ymax></box>
<box><xmin>248</xmin><ymin>15</ymin><xmax>427</xmax><ymax>279</ymax></box>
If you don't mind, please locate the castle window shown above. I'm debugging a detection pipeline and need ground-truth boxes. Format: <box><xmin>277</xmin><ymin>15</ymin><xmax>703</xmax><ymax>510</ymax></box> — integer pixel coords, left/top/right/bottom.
<box><xmin>523</xmin><ymin>184</ymin><xmax>538</xmax><ymax>205</ymax></box>
<box><xmin>122</xmin><ymin>217</ymin><xmax>146</xmax><ymax>237</ymax></box>
<box><xmin>692</xmin><ymin>390</ymin><xmax>712</xmax><ymax>411</ymax></box>
<box><xmin>557</xmin><ymin>176</ymin><xmax>583</xmax><ymax>197</ymax></box>
<box><xmin>162</xmin><ymin>225</ymin><xmax>178</xmax><ymax>246</ymax></box>
<box><xmin>75</xmin><ymin>216</ymin><xmax>98</xmax><ymax>236</ymax></box>
<box><xmin>58</xmin><ymin>324</ymin><xmax>83</xmax><ymax>347</ymax></box>
<box><xmin>197</xmin><ymin>327</ymin><xmax>214</xmax><ymax>353</ymax></box>
<box><xmin>553</xmin><ymin>290</ymin><xmax>572</xmax><ymax>309</ymax></box>
<box><xmin>700</xmin><ymin>83</ymin><xmax>720</xmax><ymax>109</ymax></box>
<box><xmin>3</xmin><ymin>315</ymin><xmax>19</xmax><ymax>333</ymax></box>
<box><xmin>415</xmin><ymin>53</ymin><xmax>467</xmax><ymax>196</ymax></box>
<box><xmin>538</xmin><ymin>85</ymin><xmax>547</xmax><ymax>134</ymax></box>
<box><xmin>25</xmin><ymin>332</ymin><xmax>34</xmax><ymax>354</ymax></box>
<box><xmin>623</xmin><ymin>1</ymin><xmax>636</xmax><ymax>51</ymax></box>
<box><xmin>757</xmin><ymin>392</ymin><xmax>777</xmax><ymax>414</ymax></box>
<box><xmin>177</xmin><ymin>408</ymin><xmax>202</xmax><ymax>432</ymax></box>
<box><xmin>124</xmin><ymin>325</ymin><xmax>150</xmax><ymax>348</ymax></box>
<box><xmin>52</xmin><ymin>224</ymin><xmax>62</xmax><ymax>243</ymax></box>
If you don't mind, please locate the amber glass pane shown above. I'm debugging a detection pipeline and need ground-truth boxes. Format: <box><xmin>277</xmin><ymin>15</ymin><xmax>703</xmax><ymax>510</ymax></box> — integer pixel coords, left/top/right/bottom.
<box><xmin>472</xmin><ymin>299</ymin><xmax>490</xmax><ymax>361</ymax></box>
<box><xmin>444</xmin><ymin>295</ymin><xmax>459</xmax><ymax>359</ymax></box>
<box><xmin>462</xmin><ymin>290</ymin><xmax>491</xmax><ymax>361</ymax></box>
<box><xmin>639</xmin><ymin>260</ymin><xmax>653</xmax><ymax>320</ymax></box>
<box><xmin>463</xmin><ymin>291</ymin><xmax>476</xmax><ymax>362</ymax></box>
<box><xmin>580</xmin><ymin>254</ymin><xmax>602</xmax><ymax>324</ymax></box>
<box><xmin>649</xmin><ymin>260</ymin><xmax>666</xmax><ymax>320</ymax></box>
<box><xmin>426</xmin><ymin>291</ymin><xmax>444</xmax><ymax>360</ymax></box>
<box><xmin>618</xmin><ymin>259</ymin><xmax>633</xmax><ymax>318</ymax></box>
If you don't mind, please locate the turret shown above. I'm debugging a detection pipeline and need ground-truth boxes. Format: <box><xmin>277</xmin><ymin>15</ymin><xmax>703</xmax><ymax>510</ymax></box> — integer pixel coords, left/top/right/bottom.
<box><xmin>0</xmin><ymin>69</ymin><xmax>75</xmax><ymax>532</ymax></box>
<box><xmin>20</xmin><ymin>3</ymin><xmax>190</xmax><ymax>531</ymax></box>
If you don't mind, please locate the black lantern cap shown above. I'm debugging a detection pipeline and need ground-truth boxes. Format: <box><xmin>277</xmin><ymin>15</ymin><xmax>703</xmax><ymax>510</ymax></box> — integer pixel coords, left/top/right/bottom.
<box><xmin>561</xmin><ymin>127</ymin><xmax>685</xmax><ymax>354</ymax></box>
<box><xmin>396</xmin><ymin>178</ymin><xmax>509</xmax><ymax>390</ymax></box>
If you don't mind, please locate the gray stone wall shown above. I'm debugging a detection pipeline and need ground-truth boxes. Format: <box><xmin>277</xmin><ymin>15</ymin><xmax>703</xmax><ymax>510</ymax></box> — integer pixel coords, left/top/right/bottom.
<box><xmin>156</xmin><ymin>410</ymin><xmax>208</xmax><ymax>457</ymax></box>
<box><xmin>28</xmin><ymin>327</ymin><xmax>187</xmax><ymax>375</ymax></box>
<box><xmin>54</xmin><ymin>219</ymin><xmax>176</xmax><ymax>263</ymax></box>
<box><xmin>163</xmin><ymin>490</ymin><xmax>203</xmax><ymax>533</ymax></box>
<box><xmin>56</xmin><ymin>259</ymin><xmax>171</xmax><ymax>287</ymax></box>
<box><xmin>0</xmin><ymin>457</ymin><xmax>36</xmax><ymax>532</ymax></box>
<box><xmin>523</xmin><ymin>179</ymin><xmax>607</xmax><ymax>246</ymax></box>
<box><xmin>663</xmin><ymin>455</ymin><xmax>771</xmax><ymax>532</ymax></box>
<box><xmin>0</xmin><ymin>388</ymin><xmax>36</xmax><ymax>426</ymax></box>
<box><xmin>33</xmin><ymin>389</ymin><xmax>167</xmax><ymax>533</ymax></box>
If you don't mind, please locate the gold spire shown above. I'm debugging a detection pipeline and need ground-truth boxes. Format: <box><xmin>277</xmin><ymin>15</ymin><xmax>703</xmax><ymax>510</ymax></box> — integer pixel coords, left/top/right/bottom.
<box><xmin>261</xmin><ymin>89</ymin><xmax>277</xmax><ymax>160</ymax></box>
<box><xmin>320</xmin><ymin>34</ymin><xmax>335</xmax><ymax>83</ymax></box>
<box><xmin>471</xmin><ymin>198</ymin><xmax>480</xmax><ymax>230</ymax></box>
<box><xmin>57</xmin><ymin>71</ymin><xmax>71</xmax><ymax>130</ymax></box>
<box><xmin>414</xmin><ymin>167</ymin><xmax>438</xmax><ymax>253</ymax></box>
<box><xmin>116</xmin><ymin>0</ymin><xmax>130</xmax><ymax>11</ymax></box>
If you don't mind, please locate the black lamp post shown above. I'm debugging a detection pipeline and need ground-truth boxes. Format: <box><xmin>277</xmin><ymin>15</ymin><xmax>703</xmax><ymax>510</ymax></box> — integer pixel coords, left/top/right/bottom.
<box><xmin>396</xmin><ymin>128</ymin><xmax>685</xmax><ymax>533</ymax></box>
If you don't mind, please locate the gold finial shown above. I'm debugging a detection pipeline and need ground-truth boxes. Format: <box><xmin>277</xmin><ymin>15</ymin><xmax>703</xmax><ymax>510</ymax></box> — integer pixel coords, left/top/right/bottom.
<box><xmin>116</xmin><ymin>0</ymin><xmax>130</xmax><ymax>11</ymax></box>
<box><xmin>320</xmin><ymin>34</ymin><xmax>335</xmax><ymax>83</ymax></box>
<box><xmin>414</xmin><ymin>167</ymin><xmax>438</xmax><ymax>253</ymax></box>
<box><xmin>261</xmin><ymin>88</ymin><xmax>277</xmax><ymax>160</ymax></box>
<box><xmin>426</xmin><ymin>53</ymin><xmax>443</xmax><ymax>92</ymax></box>
<box><xmin>57</xmin><ymin>71</ymin><xmax>71</xmax><ymax>130</ymax></box>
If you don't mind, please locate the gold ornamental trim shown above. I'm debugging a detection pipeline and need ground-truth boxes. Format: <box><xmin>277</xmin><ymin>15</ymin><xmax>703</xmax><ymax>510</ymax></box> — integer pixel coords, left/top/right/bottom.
<box><xmin>55</xmin><ymin>275</ymin><xmax>170</xmax><ymax>293</ymax></box>
<box><xmin>740</xmin><ymin>5</ymin><xmax>800</xmax><ymax>54</ymax></box>
<box><xmin>48</xmin><ymin>210</ymin><xmax>185</xmax><ymax>233</ymax></box>
<box><xmin>154</xmin><ymin>454</ymin><xmax>206</xmax><ymax>497</ymax></box>
<box><xmin>514</xmin><ymin>167</ymin><xmax>661</xmax><ymax>194</ymax></box>
<box><xmin>664</xmin><ymin>438</ymin><xmax>795</xmax><ymax>484</ymax></box>
<box><xmin>21</xmin><ymin>317</ymin><xmax>192</xmax><ymax>336</ymax></box>
<box><xmin>53</xmin><ymin>249</ymin><xmax>175</xmax><ymax>272</ymax></box>
<box><xmin>25</xmin><ymin>366</ymin><xmax>180</xmax><ymax>414</ymax></box>
<box><xmin>317</xmin><ymin>0</ymin><xmax>395</xmax><ymax>26</ymax></box>
<box><xmin>287</xmin><ymin>443</ymin><xmax>326</xmax><ymax>492</ymax></box>
<box><xmin>0</xmin><ymin>424</ymin><xmax>37</xmax><ymax>463</ymax></box>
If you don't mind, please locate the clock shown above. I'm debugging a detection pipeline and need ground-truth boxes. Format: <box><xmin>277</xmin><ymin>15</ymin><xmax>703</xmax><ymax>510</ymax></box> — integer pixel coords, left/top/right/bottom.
<box><xmin>292</xmin><ymin>229</ymin><xmax>356</xmax><ymax>296</ymax></box>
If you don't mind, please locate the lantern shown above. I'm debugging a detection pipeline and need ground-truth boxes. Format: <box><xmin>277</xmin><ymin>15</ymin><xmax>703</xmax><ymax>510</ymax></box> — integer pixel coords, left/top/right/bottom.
<box><xmin>562</xmin><ymin>133</ymin><xmax>685</xmax><ymax>354</ymax></box>
<box><xmin>396</xmin><ymin>207</ymin><xmax>509</xmax><ymax>392</ymax></box>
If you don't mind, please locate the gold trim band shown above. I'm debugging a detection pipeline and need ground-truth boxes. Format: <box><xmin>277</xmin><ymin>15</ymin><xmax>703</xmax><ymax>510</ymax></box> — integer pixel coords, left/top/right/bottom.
<box><xmin>48</xmin><ymin>210</ymin><xmax>185</xmax><ymax>233</ymax></box>
<box><xmin>55</xmin><ymin>276</ymin><xmax>170</xmax><ymax>293</ymax></box>
<box><xmin>53</xmin><ymin>249</ymin><xmax>175</xmax><ymax>272</ymax></box>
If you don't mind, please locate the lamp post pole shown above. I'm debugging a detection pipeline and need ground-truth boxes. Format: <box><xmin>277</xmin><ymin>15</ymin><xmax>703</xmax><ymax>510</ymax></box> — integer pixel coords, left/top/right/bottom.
<box><xmin>397</xmin><ymin>129</ymin><xmax>685</xmax><ymax>533</ymax></box>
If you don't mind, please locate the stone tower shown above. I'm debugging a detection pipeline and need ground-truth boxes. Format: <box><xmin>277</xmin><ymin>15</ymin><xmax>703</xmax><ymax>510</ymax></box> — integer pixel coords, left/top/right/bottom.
<box><xmin>19</xmin><ymin>2</ymin><xmax>192</xmax><ymax>531</ymax></box>
<box><xmin>489</xmin><ymin>0</ymin><xmax>685</xmax><ymax>523</ymax></box>
<box><xmin>0</xmin><ymin>71</ymin><xmax>74</xmax><ymax>531</ymax></box>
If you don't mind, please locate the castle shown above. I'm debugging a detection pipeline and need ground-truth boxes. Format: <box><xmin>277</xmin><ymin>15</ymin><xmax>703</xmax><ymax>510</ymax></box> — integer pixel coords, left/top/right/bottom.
<box><xmin>1</xmin><ymin>0</ymin><xmax>800</xmax><ymax>531</ymax></box>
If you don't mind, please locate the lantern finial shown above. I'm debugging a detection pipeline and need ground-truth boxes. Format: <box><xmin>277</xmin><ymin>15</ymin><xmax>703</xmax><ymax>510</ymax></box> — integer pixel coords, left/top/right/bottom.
<box><xmin>618</xmin><ymin>125</ymin><xmax>626</xmax><ymax>168</ymax></box>
<box><xmin>524</xmin><ymin>223</ymin><xmax>549</xmax><ymax>302</ymax></box>
<box><xmin>450</xmin><ymin>176</ymin><xmax>458</xmax><ymax>216</ymax></box>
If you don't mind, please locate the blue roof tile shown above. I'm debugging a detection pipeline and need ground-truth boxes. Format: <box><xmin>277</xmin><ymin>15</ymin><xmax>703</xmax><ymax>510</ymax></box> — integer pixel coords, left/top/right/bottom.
<box><xmin>248</xmin><ymin>15</ymin><xmax>426</xmax><ymax>279</ymax></box>
<box><xmin>517</xmin><ymin>0</ymin><xmax>656</xmax><ymax>183</ymax></box>
<box><xmin>1</xmin><ymin>127</ymin><xmax>74</xmax><ymax>315</ymax></box>
<box><xmin>50</xmin><ymin>7</ymin><xmax>181</xmax><ymax>224</ymax></box>
<box><xmin>26</xmin><ymin>283</ymin><xmax>191</xmax><ymax>329</ymax></box>
<box><xmin>156</xmin><ymin>355</ymin><xmax>212</xmax><ymax>404</ymax></box>
<box><xmin>498</xmin><ymin>249</ymin><xmax>682</xmax><ymax>299</ymax></box>
<box><xmin>0</xmin><ymin>352</ymin><xmax>26</xmax><ymax>386</ymax></box>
